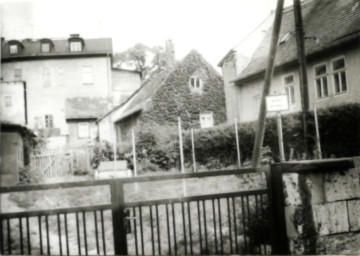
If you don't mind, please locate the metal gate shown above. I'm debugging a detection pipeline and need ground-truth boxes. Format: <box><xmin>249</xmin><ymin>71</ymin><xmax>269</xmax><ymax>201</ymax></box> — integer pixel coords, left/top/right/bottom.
<box><xmin>0</xmin><ymin>167</ymin><xmax>281</xmax><ymax>255</ymax></box>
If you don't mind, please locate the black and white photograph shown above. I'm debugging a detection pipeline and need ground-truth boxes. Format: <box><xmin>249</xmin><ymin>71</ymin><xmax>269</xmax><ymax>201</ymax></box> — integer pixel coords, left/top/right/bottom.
<box><xmin>0</xmin><ymin>0</ymin><xmax>360</xmax><ymax>255</ymax></box>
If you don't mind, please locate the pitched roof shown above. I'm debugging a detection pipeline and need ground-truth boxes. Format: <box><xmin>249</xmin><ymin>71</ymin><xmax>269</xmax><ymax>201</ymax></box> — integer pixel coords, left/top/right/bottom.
<box><xmin>1</xmin><ymin>37</ymin><xmax>112</xmax><ymax>61</ymax></box>
<box><xmin>234</xmin><ymin>0</ymin><xmax>360</xmax><ymax>83</ymax></box>
<box><xmin>65</xmin><ymin>97</ymin><xmax>111</xmax><ymax>120</ymax></box>
<box><xmin>112</xmin><ymin>49</ymin><xmax>219</xmax><ymax>122</ymax></box>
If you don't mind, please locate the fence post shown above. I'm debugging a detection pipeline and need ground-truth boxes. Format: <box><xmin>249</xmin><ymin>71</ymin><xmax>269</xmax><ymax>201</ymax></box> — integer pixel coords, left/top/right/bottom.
<box><xmin>110</xmin><ymin>179</ymin><xmax>128</xmax><ymax>255</ymax></box>
<box><xmin>267</xmin><ymin>163</ymin><xmax>289</xmax><ymax>254</ymax></box>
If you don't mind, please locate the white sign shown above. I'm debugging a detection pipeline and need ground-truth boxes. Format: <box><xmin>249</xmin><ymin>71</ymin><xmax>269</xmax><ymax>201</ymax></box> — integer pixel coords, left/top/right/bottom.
<box><xmin>266</xmin><ymin>94</ymin><xmax>289</xmax><ymax>112</ymax></box>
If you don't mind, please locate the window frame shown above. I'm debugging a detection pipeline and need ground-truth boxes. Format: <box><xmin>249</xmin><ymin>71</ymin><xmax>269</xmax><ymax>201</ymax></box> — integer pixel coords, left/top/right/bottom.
<box><xmin>10</xmin><ymin>44</ymin><xmax>18</xmax><ymax>54</ymax></box>
<box><xmin>41</xmin><ymin>43</ymin><xmax>50</xmax><ymax>53</ymax></box>
<box><xmin>330</xmin><ymin>56</ymin><xmax>347</xmax><ymax>95</ymax></box>
<box><xmin>45</xmin><ymin>115</ymin><xmax>54</xmax><ymax>128</ymax></box>
<box><xmin>189</xmin><ymin>76</ymin><xmax>203</xmax><ymax>92</ymax></box>
<box><xmin>70</xmin><ymin>41</ymin><xmax>82</xmax><ymax>52</ymax></box>
<box><xmin>199</xmin><ymin>112</ymin><xmax>214</xmax><ymax>129</ymax></box>
<box><xmin>313</xmin><ymin>62</ymin><xmax>329</xmax><ymax>99</ymax></box>
<box><xmin>283</xmin><ymin>73</ymin><xmax>296</xmax><ymax>106</ymax></box>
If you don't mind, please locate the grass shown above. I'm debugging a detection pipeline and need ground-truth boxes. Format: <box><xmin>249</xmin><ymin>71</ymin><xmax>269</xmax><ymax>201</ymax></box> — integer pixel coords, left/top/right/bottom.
<box><xmin>1</xmin><ymin>171</ymin><xmax>269</xmax><ymax>255</ymax></box>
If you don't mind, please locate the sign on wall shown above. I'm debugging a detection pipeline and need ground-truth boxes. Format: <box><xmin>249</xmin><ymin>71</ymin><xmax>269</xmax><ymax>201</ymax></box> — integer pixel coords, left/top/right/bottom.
<box><xmin>266</xmin><ymin>94</ymin><xmax>289</xmax><ymax>112</ymax></box>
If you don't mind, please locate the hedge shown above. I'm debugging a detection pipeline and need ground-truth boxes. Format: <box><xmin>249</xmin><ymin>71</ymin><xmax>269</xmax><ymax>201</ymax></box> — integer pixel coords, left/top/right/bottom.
<box><xmin>117</xmin><ymin>103</ymin><xmax>360</xmax><ymax>171</ymax></box>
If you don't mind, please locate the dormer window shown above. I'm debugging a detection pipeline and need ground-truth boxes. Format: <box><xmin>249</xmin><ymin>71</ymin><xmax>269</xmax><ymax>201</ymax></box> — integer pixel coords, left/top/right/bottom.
<box><xmin>70</xmin><ymin>41</ymin><xmax>82</xmax><ymax>52</ymax></box>
<box><xmin>41</xmin><ymin>43</ymin><xmax>50</xmax><ymax>52</ymax></box>
<box><xmin>189</xmin><ymin>76</ymin><xmax>203</xmax><ymax>93</ymax></box>
<box><xmin>10</xmin><ymin>45</ymin><xmax>18</xmax><ymax>54</ymax></box>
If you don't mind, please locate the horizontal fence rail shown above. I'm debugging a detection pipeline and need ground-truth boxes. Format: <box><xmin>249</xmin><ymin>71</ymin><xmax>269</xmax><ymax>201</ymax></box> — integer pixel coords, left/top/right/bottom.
<box><xmin>0</xmin><ymin>167</ymin><xmax>270</xmax><ymax>255</ymax></box>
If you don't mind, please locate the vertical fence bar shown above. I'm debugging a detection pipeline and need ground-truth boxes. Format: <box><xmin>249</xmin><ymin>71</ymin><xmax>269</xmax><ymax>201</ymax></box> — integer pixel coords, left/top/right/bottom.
<box><xmin>165</xmin><ymin>204</ymin><xmax>171</xmax><ymax>255</ymax></box>
<box><xmin>83</xmin><ymin>212</ymin><xmax>88</xmax><ymax>256</ymax></box>
<box><xmin>240</xmin><ymin>196</ymin><xmax>248</xmax><ymax>252</ymax></box>
<box><xmin>155</xmin><ymin>205</ymin><xmax>161</xmax><ymax>255</ymax></box>
<box><xmin>94</xmin><ymin>211</ymin><xmax>100</xmax><ymax>255</ymax></box>
<box><xmin>246</xmin><ymin>195</ymin><xmax>252</xmax><ymax>252</ymax></box>
<box><xmin>217</xmin><ymin>199</ymin><xmax>224</xmax><ymax>254</ymax></box>
<box><xmin>232</xmin><ymin>197</ymin><xmax>239</xmax><ymax>253</ymax></box>
<box><xmin>38</xmin><ymin>216</ymin><xmax>43</xmax><ymax>255</ymax></box>
<box><xmin>57</xmin><ymin>214</ymin><xmax>62</xmax><ymax>255</ymax></box>
<box><xmin>149</xmin><ymin>206</ymin><xmax>155</xmax><ymax>255</ymax></box>
<box><xmin>64</xmin><ymin>213</ymin><xmax>69</xmax><ymax>256</ymax></box>
<box><xmin>187</xmin><ymin>201</ymin><xmax>193</xmax><ymax>255</ymax></box>
<box><xmin>76</xmin><ymin>213</ymin><xmax>81</xmax><ymax>255</ymax></box>
<box><xmin>100</xmin><ymin>210</ymin><xmax>106</xmax><ymax>255</ymax></box>
<box><xmin>110</xmin><ymin>180</ymin><xmax>128</xmax><ymax>255</ymax></box>
<box><xmin>0</xmin><ymin>218</ymin><xmax>4</xmax><ymax>255</ymax></box>
<box><xmin>45</xmin><ymin>215</ymin><xmax>50</xmax><ymax>255</ymax></box>
<box><xmin>133</xmin><ymin>207</ymin><xmax>139</xmax><ymax>256</ymax></box>
<box><xmin>202</xmin><ymin>200</ymin><xmax>208</xmax><ymax>254</ymax></box>
<box><xmin>19</xmin><ymin>217</ymin><xmax>24</xmax><ymax>255</ymax></box>
<box><xmin>227</xmin><ymin>197</ymin><xmax>233</xmax><ymax>254</ymax></box>
<box><xmin>7</xmin><ymin>218</ymin><xmax>11</xmax><ymax>255</ymax></box>
<box><xmin>26</xmin><ymin>217</ymin><xmax>31</xmax><ymax>255</ymax></box>
<box><xmin>212</xmin><ymin>199</ymin><xmax>218</xmax><ymax>254</ymax></box>
<box><xmin>196</xmin><ymin>201</ymin><xmax>203</xmax><ymax>254</ymax></box>
<box><xmin>171</xmin><ymin>203</ymin><xmax>177</xmax><ymax>255</ymax></box>
<box><xmin>139</xmin><ymin>206</ymin><xmax>144</xmax><ymax>255</ymax></box>
<box><xmin>181</xmin><ymin>202</ymin><xmax>187</xmax><ymax>255</ymax></box>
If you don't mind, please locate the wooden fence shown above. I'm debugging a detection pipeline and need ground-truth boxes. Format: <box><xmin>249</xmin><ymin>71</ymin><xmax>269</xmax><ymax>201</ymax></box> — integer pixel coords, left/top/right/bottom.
<box><xmin>30</xmin><ymin>147</ymin><xmax>94</xmax><ymax>178</ymax></box>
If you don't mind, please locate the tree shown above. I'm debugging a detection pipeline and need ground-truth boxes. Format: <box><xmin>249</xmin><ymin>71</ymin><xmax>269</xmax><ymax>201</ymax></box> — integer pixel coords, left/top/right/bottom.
<box><xmin>113</xmin><ymin>43</ymin><xmax>170</xmax><ymax>80</ymax></box>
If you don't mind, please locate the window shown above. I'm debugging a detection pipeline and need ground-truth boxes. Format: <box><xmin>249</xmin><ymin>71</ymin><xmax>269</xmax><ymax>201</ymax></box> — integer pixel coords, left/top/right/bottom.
<box><xmin>45</xmin><ymin>115</ymin><xmax>53</xmax><ymax>128</ymax></box>
<box><xmin>189</xmin><ymin>77</ymin><xmax>202</xmax><ymax>92</ymax></box>
<box><xmin>284</xmin><ymin>74</ymin><xmax>295</xmax><ymax>105</ymax></box>
<box><xmin>10</xmin><ymin>45</ymin><xmax>18</xmax><ymax>54</ymax></box>
<box><xmin>200</xmin><ymin>112</ymin><xmax>214</xmax><ymax>128</ymax></box>
<box><xmin>41</xmin><ymin>43</ymin><xmax>50</xmax><ymax>52</ymax></box>
<box><xmin>70</xmin><ymin>41</ymin><xmax>82</xmax><ymax>52</ymax></box>
<box><xmin>5</xmin><ymin>96</ymin><xmax>12</xmax><ymax>107</ymax></box>
<box><xmin>43</xmin><ymin>67</ymin><xmax>51</xmax><ymax>86</ymax></box>
<box><xmin>314</xmin><ymin>64</ymin><xmax>329</xmax><ymax>98</ymax></box>
<box><xmin>78</xmin><ymin>122</ymin><xmax>90</xmax><ymax>138</ymax></box>
<box><xmin>34</xmin><ymin>116</ymin><xmax>43</xmax><ymax>129</ymax></box>
<box><xmin>14</xmin><ymin>69</ymin><xmax>22</xmax><ymax>80</ymax></box>
<box><xmin>82</xmin><ymin>66</ymin><xmax>93</xmax><ymax>84</ymax></box>
<box><xmin>332</xmin><ymin>57</ymin><xmax>347</xmax><ymax>94</ymax></box>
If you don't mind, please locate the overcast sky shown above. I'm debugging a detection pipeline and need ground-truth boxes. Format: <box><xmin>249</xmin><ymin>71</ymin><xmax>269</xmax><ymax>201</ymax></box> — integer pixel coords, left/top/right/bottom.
<box><xmin>0</xmin><ymin>0</ymin><xmax>293</xmax><ymax>69</ymax></box>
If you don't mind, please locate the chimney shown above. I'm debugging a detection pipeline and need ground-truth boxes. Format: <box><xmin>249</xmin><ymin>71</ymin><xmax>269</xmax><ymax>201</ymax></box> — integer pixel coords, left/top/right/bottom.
<box><xmin>165</xmin><ymin>39</ymin><xmax>175</xmax><ymax>68</ymax></box>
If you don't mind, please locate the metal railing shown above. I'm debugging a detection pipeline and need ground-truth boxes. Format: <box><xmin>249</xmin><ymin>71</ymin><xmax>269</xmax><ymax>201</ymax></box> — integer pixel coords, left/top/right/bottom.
<box><xmin>0</xmin><ymin>168</ymin><xmax>270</xmax><ymax>255</ymax></box>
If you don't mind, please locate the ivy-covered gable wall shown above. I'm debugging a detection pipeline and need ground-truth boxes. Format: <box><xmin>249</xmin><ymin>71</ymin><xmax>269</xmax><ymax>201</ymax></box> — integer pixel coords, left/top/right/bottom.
<box><xmin>141</xmin><ymin>50</ymin><xmax>226</xmax><ymax>129</ymax></box>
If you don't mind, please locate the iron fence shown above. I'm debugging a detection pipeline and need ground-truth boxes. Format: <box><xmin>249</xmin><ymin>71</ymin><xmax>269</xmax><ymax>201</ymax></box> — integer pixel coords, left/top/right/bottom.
<box><xmin>0</xmin><ymin>168</ymin><xmax>271</xmax><ymax>255</ymax></box>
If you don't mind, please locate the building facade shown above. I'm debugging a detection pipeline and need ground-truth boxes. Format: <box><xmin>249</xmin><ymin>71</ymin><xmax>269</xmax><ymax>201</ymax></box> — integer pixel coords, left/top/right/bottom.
<box><xmin>1</xmin><ymin>35</ymin><xmax>141</xmax><ymax>147</ymax></box>
<box><xmin>221</xmin><ymin>0</ymin><xmax>360</xmax><ymax>123</ymax></box>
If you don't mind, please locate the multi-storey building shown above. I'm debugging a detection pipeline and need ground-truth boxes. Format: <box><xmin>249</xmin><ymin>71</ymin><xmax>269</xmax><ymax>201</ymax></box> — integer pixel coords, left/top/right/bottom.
<box><xmin>1</xmin><ymin>34</ymin><xmax>141</xmax><ymax>147</ymax></box>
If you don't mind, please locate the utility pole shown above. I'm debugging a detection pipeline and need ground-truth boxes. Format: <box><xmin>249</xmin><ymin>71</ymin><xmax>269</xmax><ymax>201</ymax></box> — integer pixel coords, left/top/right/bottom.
<box><xmin>252</xmin><ymin>0</ymin><xmax>285</xmax><ymax>168</ymax></box>
<box><xmin>293</xmin><ymin>0</ymin><xmax>310</xmax><ymax>155</ymax></box>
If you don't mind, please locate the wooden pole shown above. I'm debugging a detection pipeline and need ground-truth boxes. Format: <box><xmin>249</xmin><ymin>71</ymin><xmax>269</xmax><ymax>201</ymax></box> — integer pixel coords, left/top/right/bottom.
<box><xmin>178</xmin><ymin>117</ymin><xmax>186</xmax><ymax>196</ymax></box>
<box><xmin>314</xmin><ymin>106</ymin><xmax>322</xmax><ymax>159</ymax></box>
<box><xmin>234</xmin><ymin>118</ymin><xmax>241</xmax><ymax>168</ymax></box>
<box><xmin>113</xmin><ymin>126</ymin><xmax>117</xmax><ymax>173</ymax></box>
<box><xmin>294</xmin><ymin>0</ymin><xmax>310</xmax><ymax>155</ymax></box>
<box><xmin>178</xmin><ymin>117</ymin><xmax>185</xmax><ymax>173</ymax></box>
<box><xmin>252</xmin><ymin>0</ymin><xmax>285</xmax><ymax>168</ymax></box>
<box><xmin>276</xmin><ymin>112</ymin><xmax>285</xmax><ymax>162</ymax></box>
<box><xmin>191</xmin><ymin>128</ymin><xmax>196</xmax><ymax>172</ymax></box>
<box><xmin>132</xmin><ymin>129</ymin><xmax>137</xmax><ymax>177</ymax></box>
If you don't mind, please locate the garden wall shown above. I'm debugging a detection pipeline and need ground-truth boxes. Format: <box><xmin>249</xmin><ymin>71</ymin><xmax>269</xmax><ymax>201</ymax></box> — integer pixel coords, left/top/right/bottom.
<box><xmin>275</xmin><ymin>157</ymin><xmax>360</xmax><ymax>254</ymax></box>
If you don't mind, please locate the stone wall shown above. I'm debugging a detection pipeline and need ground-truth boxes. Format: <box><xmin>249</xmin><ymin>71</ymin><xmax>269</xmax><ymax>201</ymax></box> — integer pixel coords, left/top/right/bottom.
<box><xmin>280</xmin><ymin>158</ymin><xmax>360</xmax><ymax>254</ymax></box>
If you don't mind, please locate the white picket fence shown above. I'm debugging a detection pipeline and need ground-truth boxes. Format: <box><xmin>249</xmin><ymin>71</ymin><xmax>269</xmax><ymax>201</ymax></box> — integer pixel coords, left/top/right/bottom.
<box><xmin>30</xmin><ymin>147</ymin><xmax>94</xmax><ymax>178</ymax></box>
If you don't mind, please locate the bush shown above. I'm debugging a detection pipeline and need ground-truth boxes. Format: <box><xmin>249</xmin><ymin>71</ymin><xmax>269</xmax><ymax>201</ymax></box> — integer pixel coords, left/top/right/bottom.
<box><xmin>91</xmin><ymin>141</ymin><xmax>130</xmax><ymax>169</ymax></box>
<box><xmin>18</xmin><ymin>166</ymin><xmax>43</xmax><ymax>185</ymax></box>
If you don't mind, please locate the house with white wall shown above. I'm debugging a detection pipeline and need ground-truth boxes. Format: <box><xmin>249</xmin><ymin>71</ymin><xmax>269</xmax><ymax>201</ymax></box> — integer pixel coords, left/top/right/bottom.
<box><xmin>1</xmin><ymin>34</ymin><xmax>141</xmax><ymax>147</ymax></box>
<box><xmin>221</xmin><ymin>0</ymin><xmax>360</xmax><ymax>123</ymax></box>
